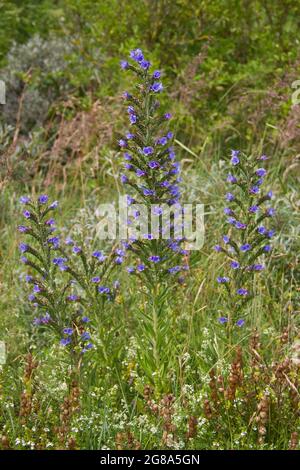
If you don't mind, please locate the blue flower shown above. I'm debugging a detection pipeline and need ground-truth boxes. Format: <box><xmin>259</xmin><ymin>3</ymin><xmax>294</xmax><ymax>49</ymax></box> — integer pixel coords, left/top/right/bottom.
<box><xmin>67</xmin><ymin>295</ymin><xmax>78</xmax><ymax>301</ymax></box>
<box><xmin>148</xmin><ymin>255</ymin><xmax>161</xmax><ymax>263</ymax></box>
<box><xmin>120</xmin><ymin>174</ymin><xmax>128</xmax><ymax>184</ymax></box>
<box><xmin>148</xmin><ymin>160</ymin><xmax>160</xmax><ymax>169</ymax></box>
<box><xmin>143</xmin><ymin>188</ymin><xmax>155</xmax><ymax>196</ymax></box>
<box><xmin>23</xmin><ymin>210</ymin><xmax>31</xmax><ymax>219</ymax></box>
<box><xmin>47</xmin><ymin>236</ymin><xmax>60</xmax><ymax>248</ymax></box>
<box><xmin>240</xmin><ymin>243</ymin><xmax>251</xmax><ymax>252</ymax></box>
<box><xmin>224</xmin><ymin>207</ymin><xmax>233</xmax><ymax>215</ymax></box>
<box><xmin>256</xmin><ymin>168</ymin><xmax>267</xmax><ymax>177</ymax></box>
<box><xmin>264</xmin><ymin>245</ymin><xmax>271</xmax><ymax>252</ymax></box>
<box><xmin>223</xmin><ymin>235</ymin><xmax>230</xmax><ymax>244</ymax></box>
<box><xmin>63</xmin><ymin>328</ymin><xmax>73</xmax><ymax>335</ymax></box>
<box><xmin>119</xmin><ymin>139</ymin><xmax>127</xmax><ymax>148</ymax></box>
<box><xmin>152</xmin><ymin>70</ymin><xmax>161</xmax><ymax>79</ymax></box>
<box><xmin>249</xmin><ymin>205</ymin><xmax>259</xmax><ymax>213</ymax></box>
<box><xmin>19</xmin><ymin>243</ymin><xmax>28</xmax><ymax>253</ymax></box>
<box><xmin>137</xmin><ymin>264</ymin><xmax>146</xmax><ymax>272</ymax></box>
<box><xmin>60</xmin><ymin>337</ymin><xmax>71</xmax><ymax>346</ymax></box>
<box><xmin>252</xmin><ymin>264</ymin><xmax>265</xmax><ymax>271</ymax></box>
<box><xmin>230</xmin><ymin>261</ymin><xmax>240</xmax><ymax>269</ymax></box>
<box><xmin>218</xmin><ymin>317</ymin><xmax>228</xmax><ymax>324</ymax></box>
<box><xmin>20</xmin><ymin>196</ymin><xmax>30</xmax><ymax>204</ymax></box>
<box><xmin>158</xmin><ymin>136</ymin><xmax>168</xmax><ymax>145</ymax></box>
<box><xmin>18</xmin><ymin>225</ymin><xmax>29</xmax><ymax>233</ymax></box>
<box><xmin>143</xmin><ymin>146</ymin><xmax>154</xmax><ymax>155</ymax></box>
<box><xmin>130</xmin><ymin>48</ymin><xmax>144</xmax><ymax>62</ymax></box>
<box><xmin>150</xmin><ymin>82</ymin><xmax>163</xmax><ymax>93</ymax></box>
<box><xmin>257</xmin><ymin>226</ymin><xmax>266</xmax><ymax>235</ymax></box>
<box><xmin>237</xmin><ymin>288</ymin><xmax>248</xmax><ymax>296</ymax></box>
<box><xmin>235</xmin><ymin>221</ymin><xmax>247</xmax><ymax>230</ymax></box>
<box><xmin>164</xmin><ymin>112</ymin><xmax>172</xmax><ymax>120</ymax></box>
<box><xmin>226</xmin><ymin>192</ymin><xmax>234</xmax><ymax>201</ymax></box>
<box><xmin>120</xmin><ymin>60</ymin><xmax>129</xmax><ymax>70</ymax></box>
<box><xmin>136</xmin><ymin>169</ymin><xmax>146</xmax><ymax>177</ymax></box>
<box><xmin>50</xmin><ymin>200</ymin><xmax>59</xmax><ymax>209</ymax></box>
<box><xmin>230</xmin><ymin>150</ymin><xmax>240</xmax><ymax>165</ymax></box>
<box><xmin>236</xmin><ymin>319</ymin><xmax>245</xmax><ymax>327</ymax></box>
<box><xmin>92</xmin><ymin>251</ymin><xmax>106</xmax><ymax>262</ymax></box>
<box><xmin>115</xmin><ymin>256</ymin><xmax>123</xmax><ymax>264</ymax></box>
<box><xmin>81</xmin><ymin>332</ymin><xmax>91</xmax><ymax>341</ymax></box>
<box><xmin>214</xmin><ymin>244</ymin><xmax>222</xmax><ymax>252</ymax></box>
<box><xmin>227</xmin><ymin>173</ymin><xmax>237</xmax><ymax>183</ymax></box>
<box><xmin>127</xmin><ymin>266</ymin><xmax>135</xmax><ymax>274</ymax></box>
<box><xmin>130</xmin><ymin>114</ymin><xmax>137</xmax><ymax>124</ymax></box>
<box><xmin>217</xmin><ymin>276</ymin><xmax>229</xmax><ymax>283</ymax></box>
<box><xmin>140</xmin><ymin>59</ymin><xmax>151</xmax><ymax>70</ymax></box>
<box><xmin>250</xmin><ymin>186</ymin><xmax>260</xmax><ymax>194</ymax></box>
<box><xmin>267</xmin><ymin>207</ymin><xmax>275</xmax><ymax>217</ymax></box>
<box><xmin>73</xmin><ymin>246</ymin><xmax>81</xmax><ymax>254</ymax></box>
<box><xmin>38</xmin><ymin>194</ymin><xmax>49</xmax><ymax>204</ymax></box>
<box><xmin>91</xmin><ymin>276</ymin><xmax>101</xmax><ymax>283</ymax></box>
<box><xmin>98</xmin><ymin>286</ymin><xmax>110</xmax><ymax>294</ymax></box>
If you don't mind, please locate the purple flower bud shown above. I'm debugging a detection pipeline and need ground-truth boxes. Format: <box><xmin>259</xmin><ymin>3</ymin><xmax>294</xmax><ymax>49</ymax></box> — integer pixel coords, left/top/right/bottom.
<box><xmin>164</xmin><ymin>112</ymin><xmax>172</xmax><ymax>120</ymax></box>
<box><xmin>152</xmin><ymin>70</ymin><xmax>161</xmax><ymax>79</ymax></box>
<box><xmin>267</xmin><ymin>207</ymin><xmax>275</xmax><ymax>217</ymax></box>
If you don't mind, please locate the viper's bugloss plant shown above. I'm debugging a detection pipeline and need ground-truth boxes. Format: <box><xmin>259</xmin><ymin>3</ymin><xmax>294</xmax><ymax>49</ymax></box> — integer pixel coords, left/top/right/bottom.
<box><xmin>119</xmin><ymin>49</ymin><xmax>189</xmax><ymax>390</ymax></box>
<box><xmin>18</xmin><ymin>195</ymin><xmax>120</xmax><ymax>377</ymax></box>
<box><xmin>214</xmin><ymin>151</ymin><xmax>275</xmax><ymax>337</ymax></box>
